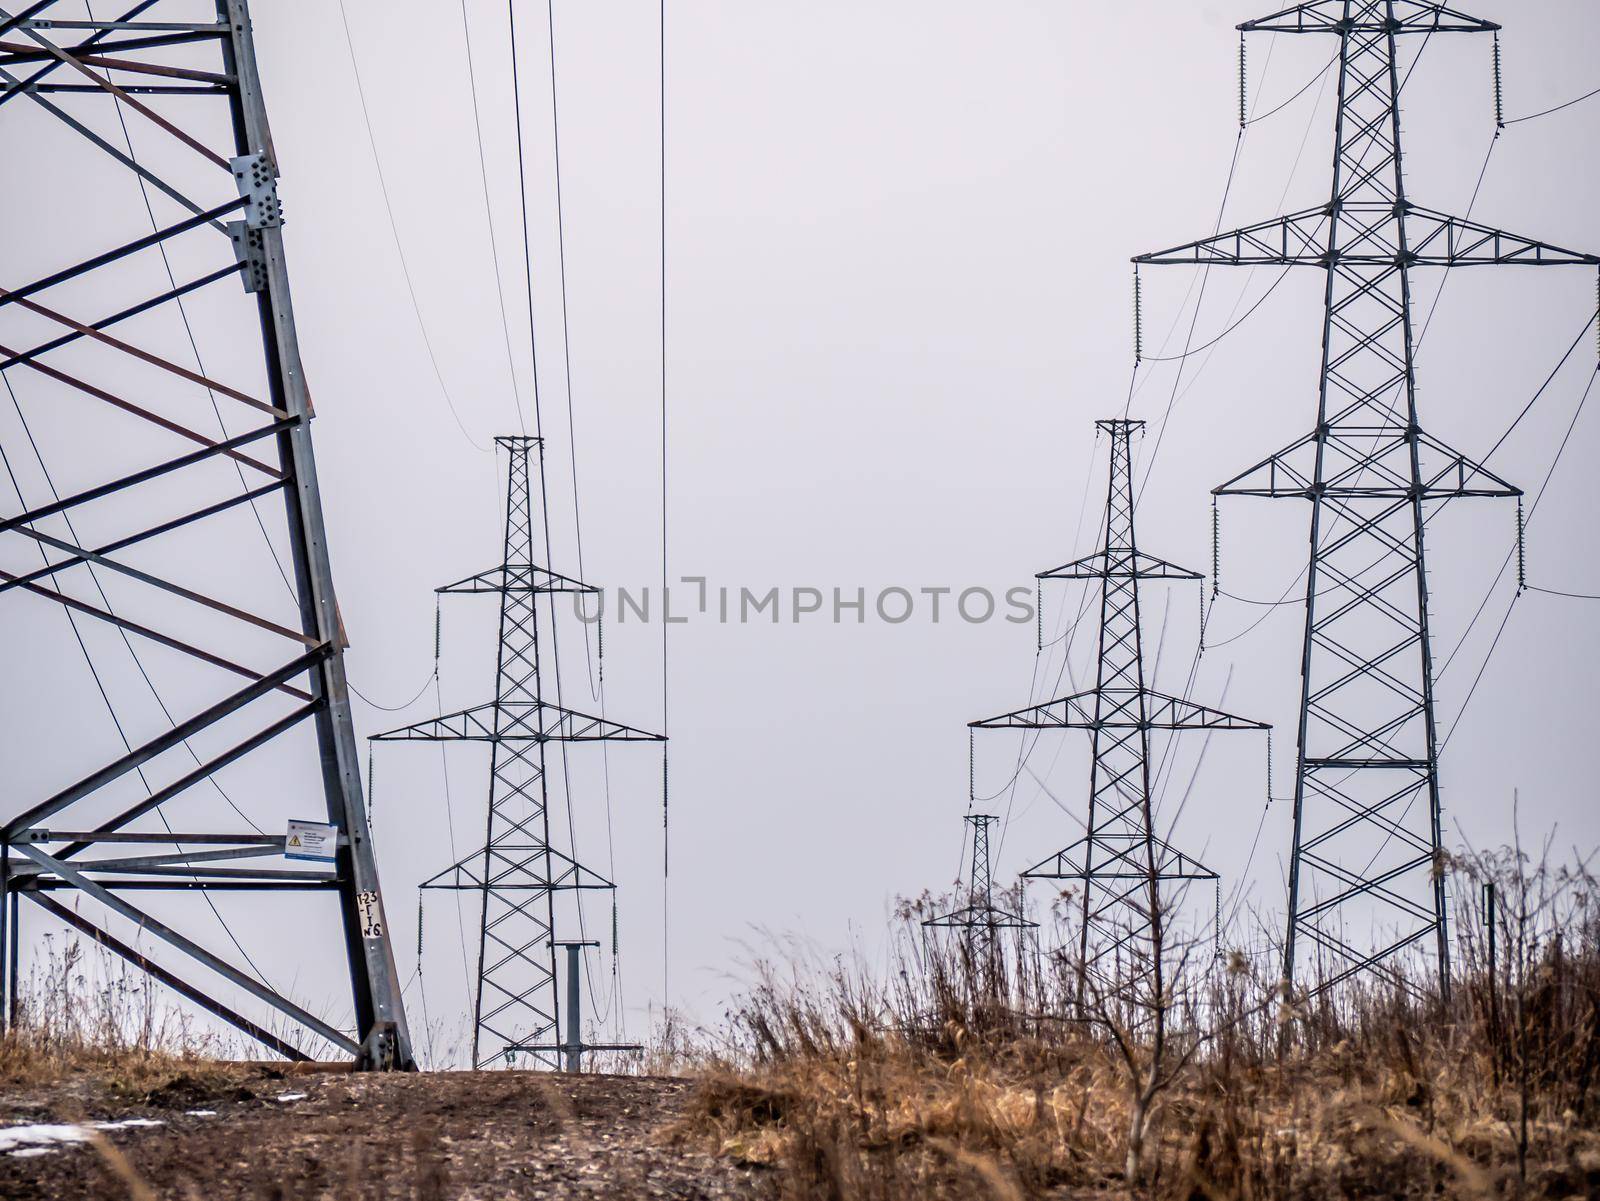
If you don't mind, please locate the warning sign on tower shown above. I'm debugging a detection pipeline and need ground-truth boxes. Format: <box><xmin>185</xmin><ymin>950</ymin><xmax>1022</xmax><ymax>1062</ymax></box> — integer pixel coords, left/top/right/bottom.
<box><xmin>285</xmin><ymin>820</ymin><xmax>338</xmax><ymax>862</ymax></box>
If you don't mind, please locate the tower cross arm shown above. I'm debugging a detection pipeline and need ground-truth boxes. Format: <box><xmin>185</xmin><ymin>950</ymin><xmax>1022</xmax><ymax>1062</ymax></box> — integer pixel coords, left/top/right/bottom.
<box><xmin>921</xmin><ymin>903</ymin><xmax>1037</xmax><ymax>931</ymax></box>
<box><xmin>370</xmin><ymin>700</ymin><xmax>664</xmax><ymax>743</ymax></box>
<box><xmin>1136</xmin><ymin>206</ymin><xmax>1600</xmax><ymax>268</ymax></box>
<box><xmin>971</xmin><ymin>690</ymin><xmax>1268</xmax><ymax>732</ymax></box>
<box><xmin>1216</xmin><ymin>428</ymin><xmax>1523</xmax><ymax>499</ymax></box>
<box><xmin>436</xmin><ymin>564</ymin><xmax>598</xmax><ymax>595</ymax></box>
<box><xmin>1039</xmin><ymin>549</ymin><xmax>1201</xmax><ymax>582</ymax></box>
<box><xmin>1240</xmin><ymin>2</ymin><xmax>1497</xmax><ymax>34</ymax></box>
<box><xmin>1023</xmin><ymin>834</ymin><xmax>1219</xmax><ymax>883</ymax></box>
<box><xmin>420</xmin><ymin>846</ymin><xmax>616</xmax><ymax>892</ymax></box>
<box><xmin>1135</xmin><ymin>207</ymin><xmax>1331</xmax><ymax>267</ymax></box>
<box><xmin>1403</xmin><ymin>207</ymin><xmax>1600</xmax><ymax>267</ymax></box>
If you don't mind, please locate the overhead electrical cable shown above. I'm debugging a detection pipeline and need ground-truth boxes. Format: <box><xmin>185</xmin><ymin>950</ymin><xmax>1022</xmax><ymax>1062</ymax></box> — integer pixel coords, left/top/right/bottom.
<box><xmin>543</xmin><ymin>0</ymin><xmax>623</xmax><ymax>1034</ymax></box>
<box><xmin>459</xmin><ymin>0</ymin><xmax>535</xmax><ymax>415</ymax></box>
<box><xmin>84</xmin><ymin>1</ymin><xmax>297</xmax><ymax>606</ymax></box>
<box><xmin>1136</xmin><ymin>28</ymin><xmax>1435</xmax><ymax>500</ymax></box>
<box><xmin>1137</xmin><ymin>266</ymin><xmax>1294</xmax><ymax>363</ymax></box>
<box><xmin>336</xmin><ymin>0</ymin><xmax>491</xmax><ymax>450</ymax></box>
<box><xmin>4</xmin><ymin>23</ymin><xmax>307</xmax><ymax>1000</ymax></box>
<box><xmin>1352</xmin><ymin>365</ymin><xmax>1597</xmax><ymax>889</ymax></box>
<box><xmin>659</xmin><ymin>0</ymin><xmax>672</xmax><ymax>1011</ymax></box>
<box><xmin>1504</xmin><ymin>81</ymin><xmax>1600</xmax><ymax>125</ymax></box>
<box><xmin>1245</xmin><ymin>49</ymin><xmax>1338</xmax><ymax>126</ymax></box>
<box><xmin>1</xmin><ymin>376</ymin><xmax>278</xmax><ymax>997</ymax></box>
<box><xmin>504</xmin><ymin>0</ymin><xmax>606</xmax><ymax>1035</ymax></box>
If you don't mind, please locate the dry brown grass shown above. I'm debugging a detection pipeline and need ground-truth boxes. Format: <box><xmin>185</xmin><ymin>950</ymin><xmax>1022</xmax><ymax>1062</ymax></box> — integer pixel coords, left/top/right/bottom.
<box><xmin>675</xmin><ymin>853</ymin><xmax>1600</xmax><ymax>1199</ymax></box>
<box><xmin>0</xmin><ymin>935</ymin><xmax>245</xmax><ymax>1100</ymax></box>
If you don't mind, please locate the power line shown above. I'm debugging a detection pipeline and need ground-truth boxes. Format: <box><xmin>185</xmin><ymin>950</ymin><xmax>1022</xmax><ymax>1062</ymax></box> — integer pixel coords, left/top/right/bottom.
<box><xmin>1526</xmin><ymin>583</ymin><xmax>1600</xmax><ymax>601</ymax></box>
<box><xmin>1504</xmin><ymin>81</ymin><xmax>1600</xmax><ymax>126</ymax></box>
<box><xmin>336</xmin><ymin>0</ymin><xmax>491</xmax><ymax>450</ymax></box>
<box><xmin>459</xmin><ymin>0</ymin><xmax>534</xmax><ymax>417</ymax></box>
<box><xmin>544</xmin><ymin>0</ymin><xmax>623</xmax><ymax>1037</ymax></box>
<box><xmin>1245</xmin><ymin>49</ymin><xmax>1337</xmax><ymax>127</ymax></box>
<box><xmin>659</xmin><ymin>0</ymin><xmax>672</xmax><ymax>1013</ymax></box>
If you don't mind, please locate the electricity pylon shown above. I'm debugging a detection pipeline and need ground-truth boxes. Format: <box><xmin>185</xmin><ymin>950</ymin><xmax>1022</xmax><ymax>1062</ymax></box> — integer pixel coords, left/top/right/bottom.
<box><xmin>922</xmin><ymin>814</ymin><xmax>1035</xmax><ymax>965</ymax></box>
<box><xmin>373</xmin><ymin>437</ymin><xmax>661</xmax><ymax>1069</ymax></box>
<box><xmin>0</xmin><ymin>0</ymin><xmax>411</xmax><ymax>1067</ymax></box>
<box><xmin>973</xmin><ymin>420</ymin><xmax>1267</xmax><ymax>994</ymax></box>
<box><xmin>1135</xmin><ymin>2</ymin><xmax>1600</xmax><ymax>1000</ymax></box>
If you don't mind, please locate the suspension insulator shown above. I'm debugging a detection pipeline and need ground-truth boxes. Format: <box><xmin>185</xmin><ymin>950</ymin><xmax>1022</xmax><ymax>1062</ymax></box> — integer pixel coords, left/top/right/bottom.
<box><xmin>1214</xmin><ymin>877</ymin><xmax>1223</xmax><ymax>959</ymax></box>
<box><xmin>1266</xmin><ymin>727</ymin><xmax>1274</xmax><ymax>806</ymax></box>
<box><xmin>1133</xmin><ymin>269</ymin><xmax>1144</xmax><ymax>364</ymax></box>
<box><xmin>1493</xmin><ymin>33</ymin><xmax>1505</xmax><ymax>130</ymax></box>
<box><xmin>1211</xmin><ymin>498</ymin><xmax>1221</xmax><ymax>596</ymax></box>
<box><xmin>1239</xmin><ymin>34</ymin><xmax>1248</xmax><ymax>128</ymax></box>
<box><xmin>1516</xmin><ymin>497</ymin><xmax>1527</xmax><ymax>592</ymax></box>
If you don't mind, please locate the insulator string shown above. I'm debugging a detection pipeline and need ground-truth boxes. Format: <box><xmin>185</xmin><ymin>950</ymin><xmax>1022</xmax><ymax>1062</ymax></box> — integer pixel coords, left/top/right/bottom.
<box><xmin>1211</xmin><ymin>498</ymin><xmax>1221</xmax><ymax>597</ymax></box>
<box><xmin>1214</xmin><ymin>877</ymin><xmax>1223</xmax><ymax>959</ymax></box>
<box><xmin>1515</xmin><ymin>497</ymin><xmax>1527</xmax><ymax>592</ymax></box>
<box><xmin>1492</xmin><ymin>32</ymin><xmax>1504</xmax><ymax>131</ymax></box>
<box><xmin>1266</xmin><ymin>726</ymin><xmax>1274</xmax><ymax>806</ymax></box>
<box><xmin>968</xmin><ymin>729</ymin><xmax>976</xmax><ymax>809</ymax></box>
<box><xmin>1133</xmin><ymin>268</ymin><xmax>1144</xmax><ymax>364</ymax></box>
<box><xmin>1238</xmin><ymin>33</ymin><xmax>1248</xmax><ymax>129</ymax></box>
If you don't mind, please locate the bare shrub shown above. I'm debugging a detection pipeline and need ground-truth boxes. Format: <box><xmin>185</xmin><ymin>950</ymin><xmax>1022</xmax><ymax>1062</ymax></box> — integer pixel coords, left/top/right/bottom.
<box><xmin>677</xmin><ymin>852</ymin><xmax>1600</xmax><ymax>1199</ymax></box>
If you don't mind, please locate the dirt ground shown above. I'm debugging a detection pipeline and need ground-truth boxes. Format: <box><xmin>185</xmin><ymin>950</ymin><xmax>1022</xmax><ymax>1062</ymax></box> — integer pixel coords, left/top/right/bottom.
<box><xmin>0</xmin><ymin>1069</ymin><xmax>767</xmax><ymax>1199</ymax></box>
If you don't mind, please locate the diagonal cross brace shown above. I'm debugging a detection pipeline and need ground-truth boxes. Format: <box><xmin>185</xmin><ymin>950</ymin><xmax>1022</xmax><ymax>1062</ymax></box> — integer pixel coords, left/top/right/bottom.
<box><xmin>13</xmin><ymin>844</ymin><xmax>359</xmax><ymax>1055</ymax></box>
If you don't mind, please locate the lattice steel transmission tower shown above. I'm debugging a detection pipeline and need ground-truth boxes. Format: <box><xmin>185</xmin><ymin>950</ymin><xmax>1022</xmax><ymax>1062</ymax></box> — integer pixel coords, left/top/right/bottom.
<box><xmin>922</xmin><ymin>814</ymin><xmax>1035</xmax><ymax>962</ymax></box>
<box><xmin>1136</xmin><ymin>2</ymin><xmax>1599</xmax><ymax>999</ymax></box>
<box><xmin>973</xmin><ymin>420</ymin><xmax>1266</xmax><ymax>991</ymax></box>
<box><xmin>0</xmin><ymin>0</ymin><xmax>411</xmax><ymax>1067</ymax></box>
<box><xmin>373</xmin><ymin>437</ymin><xmax>661</xmax><ymax>1069</ymax></box>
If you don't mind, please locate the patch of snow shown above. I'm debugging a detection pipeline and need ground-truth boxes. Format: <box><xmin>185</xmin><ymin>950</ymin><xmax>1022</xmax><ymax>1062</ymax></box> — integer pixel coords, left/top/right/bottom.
<box><xmin>9</xmin><ymin>1147</ymin><xmax>57</xmax><ymax>1159</ymax></box>
<box><xmin>0</xmin><ymin>1118</ymin><xmax>166</xmax><ymax>1157</ymax></box>
<box><xmin>0</xmin><ymin>1124</ymin><xmax>92</xmax><ymax>1153</ymax></box>
<box><xmin>184</xmin><ymin>1110</ymin><xmax>217</xmax><ymax>1118</ymax></box>
<box><xmin>275</xmin><ymin>1092</ymin><xmax>307</xmax><ymax>1103</ymax></box>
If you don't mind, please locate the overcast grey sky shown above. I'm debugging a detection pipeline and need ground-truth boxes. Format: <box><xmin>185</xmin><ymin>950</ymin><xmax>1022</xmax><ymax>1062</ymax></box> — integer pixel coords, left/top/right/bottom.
<box><xmin>5</xmin><ymin>1</ymin><xmax>1599</xmax><ymax>1065</ymax></box>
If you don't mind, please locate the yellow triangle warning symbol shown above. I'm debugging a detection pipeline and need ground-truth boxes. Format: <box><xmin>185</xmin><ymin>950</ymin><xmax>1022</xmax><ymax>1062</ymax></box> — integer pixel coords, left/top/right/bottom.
<box><xmin>288</xmin><ymin>835</ymin><xmax>301</xmax><ymax>847</ymax></box>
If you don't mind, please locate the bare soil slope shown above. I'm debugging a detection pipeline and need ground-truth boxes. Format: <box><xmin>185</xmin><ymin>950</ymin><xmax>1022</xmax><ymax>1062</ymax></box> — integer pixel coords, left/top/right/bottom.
<box><xmin>0</xmin><ymin>1069</ymin><xmax>761</xmax><ymax>1200</ymax></box>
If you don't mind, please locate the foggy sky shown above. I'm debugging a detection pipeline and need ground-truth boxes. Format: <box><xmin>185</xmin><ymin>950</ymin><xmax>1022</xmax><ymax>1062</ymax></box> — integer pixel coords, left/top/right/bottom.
<box><xmin>4</xmin><ymin>0</ymin><xmax>1598</xmax><ymax>1064</ymax></box>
